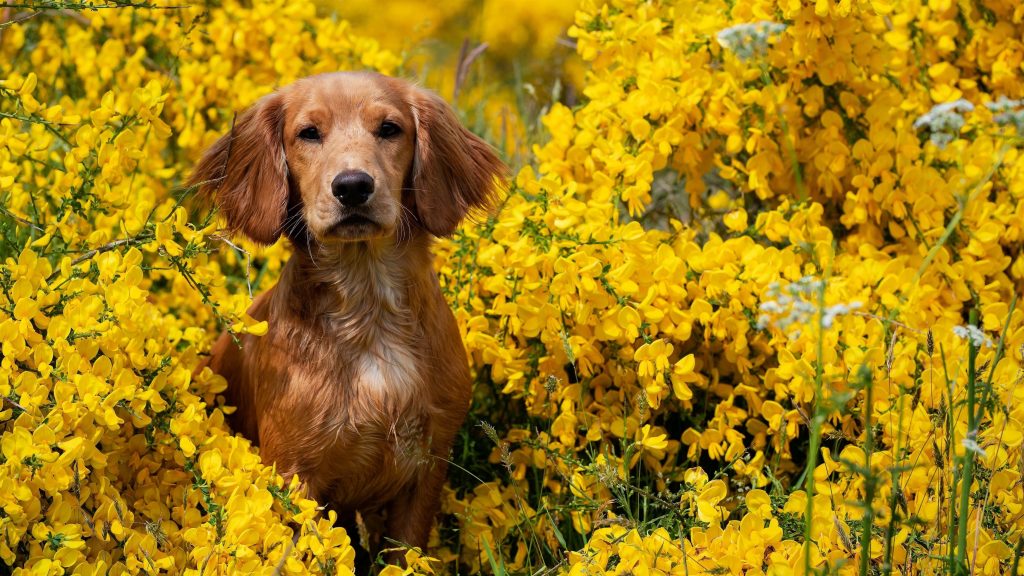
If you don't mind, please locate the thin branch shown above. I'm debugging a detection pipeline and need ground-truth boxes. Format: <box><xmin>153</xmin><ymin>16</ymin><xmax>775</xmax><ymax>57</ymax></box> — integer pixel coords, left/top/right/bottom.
<box><xmin>852</xmin><ymin>311</ymin><xmax>925</xmax><ymax>334</ymax></box>
<box><xmin>0</xmin><ymin>206</ymin><xmax>44</xmax><ymax>232</ymax></box>
<box><xmin>57</xmin><ymin>6</ymin><xmax>87</xmax><ymax>24</ymax></box>
<box><xmin>0</xmin><ymin>2</ymin><xmax>188</xmax><ymax>10</ymax></box>
<box><xmin>70</xmin><ymin>237</ymin><xmax>137</xmax><ymax>266</ymax></box>
<box><xmin>3</xmin><ymin>395</ymin><xmax>26</xmax><ymax>412</ymax></box>
<box><xmin>556</xmin><ymin>36</ymin><xmax>577</xmax><ymax>50</ymax></box>
<box><xmin>453</xmin><ymin>40</ymin><xmax>488</xmax><ymax>102</ymax></box>
<box><xmin>211</xmin><ymin>233</ymin><xmax>253</xmax><ymax>299</ymax></box>
<box><xmin>0</xmin><ymin>111</ymin><xmax>74</xmax><ymax>146</ymax></box>
<box><xmin>0</xmin><ymin>8</ymin><xmax>38</xmax><ymax>29</ymax></box>
<box><xmin>270</xmin><ymin>539</ymin><xmax>294</xmax><ymax>576</ymax></box>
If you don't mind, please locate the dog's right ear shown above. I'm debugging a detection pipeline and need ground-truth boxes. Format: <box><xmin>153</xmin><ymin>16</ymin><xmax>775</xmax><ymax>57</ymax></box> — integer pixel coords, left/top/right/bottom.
<box><xmin>188</xmin><ymin>93</ymin><xmax>288</xmax><ymax>245</ymax></box>
<box><xmin>408</xmin><ymin>87</ymin><xmax>507</xmax><ymax>237</ymax></box>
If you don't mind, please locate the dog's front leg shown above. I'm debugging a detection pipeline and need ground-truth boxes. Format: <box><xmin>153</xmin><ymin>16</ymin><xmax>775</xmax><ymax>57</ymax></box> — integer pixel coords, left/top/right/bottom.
<box><xmin>383</xmin><ymin>459</ymin><xmax>449</xmax><ymax>565</ymax></box>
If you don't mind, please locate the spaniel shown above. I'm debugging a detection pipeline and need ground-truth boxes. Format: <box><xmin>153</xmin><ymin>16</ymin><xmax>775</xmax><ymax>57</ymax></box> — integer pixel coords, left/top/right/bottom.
<box><xmin>189</xmin><ymin>72</ymin><xmax>505</xmax><ymax>564</ymax></box>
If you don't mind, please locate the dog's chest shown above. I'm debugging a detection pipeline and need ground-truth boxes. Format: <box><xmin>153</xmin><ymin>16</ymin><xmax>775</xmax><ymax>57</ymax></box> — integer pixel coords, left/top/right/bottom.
<box><xmin>316</xmin><ymin>316</ymin><xmax>430</xmax><ymax>500</ymax></box>
<box><xmin>350</xmin><ymin>337</ymin><xmax>420</xmax><ymax>396</ymax></box>
<box><xmin>276</xmin><ymin>254</ymin><xmax>437</xmax><ymax>504</ymax></box>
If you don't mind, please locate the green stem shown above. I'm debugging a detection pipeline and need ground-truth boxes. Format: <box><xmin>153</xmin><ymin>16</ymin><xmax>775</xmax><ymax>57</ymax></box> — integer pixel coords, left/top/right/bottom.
<box><xmin>859</xmin><ymin>366</ymin><xmax>874</xmax><ymax>576</ymax></box>
<box><xmin>881</xmin><ymin>388</ymin><xmax>905</xmax><ymax>576</ymax></box>
<box><xmin>974</xmin><ymin>293</ymin><xmax>1018</xmax><ymax>427</ymax></box>
<box><xmin>913</xmin><ymin>145</ymin><xmax>1009</xmax><ymax>287</ymax></box>
<box><xmin>942</xmin><ymin>344</ymin><xmax>956</xmax><ymax>575</ymax></box>
<box><xmin>803</xmin><ymin>278</ymin><xmax>827</xmax><ymax>576</ymax></box>
<box><xmin>760</xmin><ymin>65</ymin><xmax>806</xmax><ymax>203</ymax></box>
<box><xmin>1011</xmin><ymin>536</ymin><xmax>1024</xmax><ymax>576</ymax></box>
<box><xmin>955</xmin><ymin>308</ymin><xmax>980</xmax><ymax>574</ymax></box>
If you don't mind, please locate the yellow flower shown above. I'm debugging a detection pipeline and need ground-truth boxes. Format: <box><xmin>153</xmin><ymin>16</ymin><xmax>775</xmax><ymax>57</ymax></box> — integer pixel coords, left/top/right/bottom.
<box><xmin>724</xmin><ymin>208</ymin><xmax>749</xmax><ymax>232</ymax></box>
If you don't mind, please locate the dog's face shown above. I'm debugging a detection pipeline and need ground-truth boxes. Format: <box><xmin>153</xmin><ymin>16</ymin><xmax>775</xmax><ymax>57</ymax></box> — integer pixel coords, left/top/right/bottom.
<box><xmin>189</xmin><ymin>72</ymin><xmax>505</xmax><ymax>246</ymax></box>
<box><xmin>283</xmin><ymin>74</ymin><xmax>415</xmax><ymax>243</ymax></box>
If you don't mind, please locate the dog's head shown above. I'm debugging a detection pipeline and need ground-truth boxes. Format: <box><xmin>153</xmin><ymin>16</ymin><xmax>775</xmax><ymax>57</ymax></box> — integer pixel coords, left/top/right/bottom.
<box><xmin>189</xmin><ymin>72</ymin><xmax>506</xmax><ymax>246</ymax></box>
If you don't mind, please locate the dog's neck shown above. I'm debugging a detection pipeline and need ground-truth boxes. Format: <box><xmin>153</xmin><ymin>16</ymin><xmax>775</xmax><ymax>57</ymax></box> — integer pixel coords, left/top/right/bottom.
<box><xmin>279</xmin><ymin>235</ymin><xmax>432</xmax><ymax>336</ymax></box>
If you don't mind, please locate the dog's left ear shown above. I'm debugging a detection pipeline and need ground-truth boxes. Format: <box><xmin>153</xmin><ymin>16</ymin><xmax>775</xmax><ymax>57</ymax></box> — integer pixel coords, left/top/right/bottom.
<box><xmin>188</xmin><ymin>93</ymin><xmax>288</xmax><ymax>245</ymax></box>
<box><xmin>409</xmin><ymin>88</ymin><xmax>507</xmax><ymax>237</ymax></box>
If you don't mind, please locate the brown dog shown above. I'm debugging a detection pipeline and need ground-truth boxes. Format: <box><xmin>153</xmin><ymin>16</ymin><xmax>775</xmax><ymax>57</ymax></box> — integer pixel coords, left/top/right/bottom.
<box><xmin>189</xmin><ymin>72</ymin><xmax>505</xmax><ymax>561</ymax></box>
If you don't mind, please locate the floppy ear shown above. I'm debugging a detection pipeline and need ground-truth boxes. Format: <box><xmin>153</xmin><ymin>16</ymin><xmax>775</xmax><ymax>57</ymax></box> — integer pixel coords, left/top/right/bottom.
<box><xmin>188</xmin><ymin>93</ymin><xmax>288</xmax><ymax>245</ymax></box>
<box><xmin>410</xmin><ymin>88</ymin><xmax>507</xmax><ymax>237</ymax></box>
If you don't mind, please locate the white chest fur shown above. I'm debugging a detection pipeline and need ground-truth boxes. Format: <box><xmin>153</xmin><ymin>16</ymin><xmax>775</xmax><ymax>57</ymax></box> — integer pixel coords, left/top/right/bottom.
<box><xmin>354</xmin><ymin>338</ymin><xmax>420</xmax><ymax>396</ymax></box>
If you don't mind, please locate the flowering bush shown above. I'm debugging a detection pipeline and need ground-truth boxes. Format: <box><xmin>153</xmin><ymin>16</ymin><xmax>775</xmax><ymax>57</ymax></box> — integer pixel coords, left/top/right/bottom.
<box><xmin>2</xmin><ymin>1</ymin><xmax>1023</xmax><ymax>575</ymax></box>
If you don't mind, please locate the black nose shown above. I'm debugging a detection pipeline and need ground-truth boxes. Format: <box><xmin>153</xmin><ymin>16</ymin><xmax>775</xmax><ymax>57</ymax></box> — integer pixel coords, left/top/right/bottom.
<box><xmin>332</xmin><ymin>171</ymin><xmax>374</xmax><ymax>207</ymax></box>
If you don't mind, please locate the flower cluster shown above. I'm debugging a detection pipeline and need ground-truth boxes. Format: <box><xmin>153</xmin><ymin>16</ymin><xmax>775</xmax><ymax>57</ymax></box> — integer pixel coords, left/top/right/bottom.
<box><xmin>913</xmin><ymin>99</ymin><xmax>975</xmax><ymax>149</ymax></box>
<box><xmin>715</xmin><ymin>21</ymin><xmax>787</xmax><ymax>61</ymax></box>
<box><xmin>987</xmin><ymin>96</ymin><xmax>1024</xmax><ymax>135</ymax></box>
<box><xmin>757</xmin><ymin>277</ymin><xmax>863</xmax><ymax>336</ymax></box>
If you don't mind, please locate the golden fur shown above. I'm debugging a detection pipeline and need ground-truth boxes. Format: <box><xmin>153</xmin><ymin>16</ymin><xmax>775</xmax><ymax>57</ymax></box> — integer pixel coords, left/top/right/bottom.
<box><xmin>189</xmin><ymin>72</ymin><xmax>506</xmax><ymax>561</ymax></box>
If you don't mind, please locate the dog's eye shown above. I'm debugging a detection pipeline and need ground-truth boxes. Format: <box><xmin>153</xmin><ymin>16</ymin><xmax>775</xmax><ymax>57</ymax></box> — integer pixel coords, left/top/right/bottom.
<box><xmin>378</xmin><ymin>121</ymin><xmax>401</xmax><ymax>139</ymax></box>
<box><xmin>298</xmin><ymin>126</ymin><xmax>321</xmax><ymax>141</ymax></box>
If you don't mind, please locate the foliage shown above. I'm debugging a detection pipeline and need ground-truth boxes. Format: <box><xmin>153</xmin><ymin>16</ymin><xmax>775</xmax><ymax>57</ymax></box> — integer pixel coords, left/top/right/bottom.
<box><xmin>2</xmin><ymin>0</ymin><xmax>1024</xmax><ymax>575</ymax></box>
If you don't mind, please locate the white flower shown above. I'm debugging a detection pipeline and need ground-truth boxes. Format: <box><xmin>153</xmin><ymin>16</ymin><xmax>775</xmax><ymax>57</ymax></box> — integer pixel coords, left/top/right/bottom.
<box><xmin>961</xmin><ymin>433</ymin><xmax>987</xmax><ymax>457</ymax></box>
<box><xmin>952</xmin><ymin>325</ymin><xmax>993</xmax><ymax>348</ymax></box>
<box><xmin>913</xmin><ymin>99</ymin><xmax>975</xmax><ymax>149</ymax></box>
<box><xmin>822</xmin><ymin>301</ymin><xmax>863</xmax><ymax>329</ymax></box>
<box><xmin>985</xmin><ymin>96</ymin><xmax>1024</xmax><ymax>134</ymax></box>
<box><xmin>757</xmin><ymin>277</ymin><xmax>862</xmax><ymax>338</ymax></box>
<box><xmin>716</xmin><ymin>21</ymin><xmax>787</xmax><ymax>61</ymax></box>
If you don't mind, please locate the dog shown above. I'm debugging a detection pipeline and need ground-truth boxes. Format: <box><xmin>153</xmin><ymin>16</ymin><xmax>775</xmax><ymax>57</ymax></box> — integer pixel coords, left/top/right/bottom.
<box><xmin>189</xmin><ymin>72</ymin><xmax>506</xmax><ymax>564</ymax></box>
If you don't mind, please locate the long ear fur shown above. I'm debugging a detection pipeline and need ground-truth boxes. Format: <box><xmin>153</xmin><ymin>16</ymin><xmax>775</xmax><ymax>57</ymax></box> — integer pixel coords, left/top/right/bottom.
<box><xmin>410</xmin><ymin>88</ymin><xmax>507</xmax><ymax>237</ymax></box>
<box><xmin>188</xmin><ymin>93</ymin><xmax>288</xmax><ymax>245</ymax></box>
